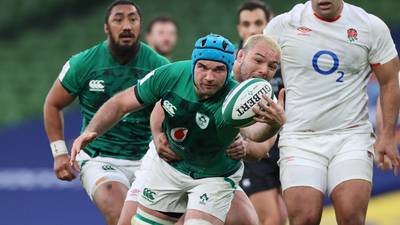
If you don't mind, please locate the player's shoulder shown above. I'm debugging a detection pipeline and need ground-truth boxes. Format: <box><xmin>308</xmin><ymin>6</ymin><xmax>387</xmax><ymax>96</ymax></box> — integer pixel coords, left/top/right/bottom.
<box><xmin>64</xmin><ymin>41</ymin><xmax>105</xmax><ymax>74</ymax></box>
<box><xmin>344</xmin><ymin>2</ymin><xmax>388</xmax><ymax>29</ymax></box>
<box><xmin>265</xmin><ymin>2</ymin><xmax>306</xmax><ymax>33</ymax></box>
<box><xmin>138</xmin><ymin>42</ymin><xmax>170</xmax><ymax>66</ymax></box>
<box><xmin>158</xmin><ymin>60</ymin><xmax>190</xmax><ymax>74</ymax></box>
<box><xmin>153</xmin><ymin>60</ymin><xmax>191</xmax><ymax>80</ymax></box>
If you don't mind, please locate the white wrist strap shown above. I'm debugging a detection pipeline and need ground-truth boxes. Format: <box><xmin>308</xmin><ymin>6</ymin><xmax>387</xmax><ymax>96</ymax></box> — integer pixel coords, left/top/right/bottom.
<box><xmin>50</xmin><ymin>140</ymin><xmax>68</xmax><ymax>158</ymax></box>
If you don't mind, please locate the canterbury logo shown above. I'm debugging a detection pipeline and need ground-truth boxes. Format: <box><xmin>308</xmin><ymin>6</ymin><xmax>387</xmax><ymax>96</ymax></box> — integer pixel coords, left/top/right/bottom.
<box><xmin>101</xmin><ymin>165</ymin><xmax>115</xmax><ymax>171</ymax></box>
<box><xmin>162</xmin><ymin>100</ymin><xmax>177</xmax><ymax>117</ymax></box>
<box><xmin>142</xmin><ymin>188</ymin><xmax>156</xmax><ymax>201</ymax></box>
<box><xmin>89</xmin><ymin>80</ymin><xmax>105</xmax><ymax>92</ymax></box>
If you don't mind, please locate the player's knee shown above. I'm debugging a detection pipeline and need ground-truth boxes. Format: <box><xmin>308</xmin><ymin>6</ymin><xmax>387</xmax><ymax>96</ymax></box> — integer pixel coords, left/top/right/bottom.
<box><xmin>289</xmin><ymin>213</ymin><xmax>320</xmax><ymax>225</ymax></box>
<box><xmin>133</xmin><ymin>208</ymin><xmax>175</xmax><ymax>225</ymax></box>
<box><xmin>184</xmin><ymin>219</ymin><xmax>213</xmax><ymax>225</ymax></box>
<box><xmin>337</xmin><ymin>211</ymin><xmax>365</xmax><ymax>225</ymax></box>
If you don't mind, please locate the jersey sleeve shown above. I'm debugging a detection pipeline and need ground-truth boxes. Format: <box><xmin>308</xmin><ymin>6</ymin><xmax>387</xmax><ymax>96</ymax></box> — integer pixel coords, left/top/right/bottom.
<box><xmin>57</xmin><ymin>55</ymin><xmax>85</xmax><ymax>96</ymax></box>
<box><xmin>368</xmin><ymin>15</ymin><xmax>398</xmax><ymax>65</ymax></box>
<box><xmin>263</xmin><ymin>13</ymin><xmax>287</xmax><ymax>43</ymax></box>
<box><xmin>135</xmin><ymin>64</ymin><xmax>171</xmax><ymax>106</ymax></box>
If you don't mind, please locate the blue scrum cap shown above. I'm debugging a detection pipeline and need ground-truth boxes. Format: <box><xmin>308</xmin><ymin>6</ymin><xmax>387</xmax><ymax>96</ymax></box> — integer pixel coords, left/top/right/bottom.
<box><xmin>191</xmin><ymin>34</ymin><xmax>235</xmax><ymax>85</ymax></box>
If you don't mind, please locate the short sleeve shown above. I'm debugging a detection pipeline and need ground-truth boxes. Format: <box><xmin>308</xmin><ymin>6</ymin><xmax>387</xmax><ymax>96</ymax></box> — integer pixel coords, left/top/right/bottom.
<box><xmin>368</xmin><ymin>15</ymin><xmax>398</xmax><ymax>65</ymax></box>
<box><xmin>263</xmin><ymin>13</ymin><xmax>287</xmax><ymax>44</ymax></box>
<box><xmin>58</xmin><ymin>56</ymin><xmax>84</xmax><ymax>96</ymax></box>
<box><xmin>136</xmin><ymin>64</ymin><xmax>170</xmax><ymax>106</ymax></box>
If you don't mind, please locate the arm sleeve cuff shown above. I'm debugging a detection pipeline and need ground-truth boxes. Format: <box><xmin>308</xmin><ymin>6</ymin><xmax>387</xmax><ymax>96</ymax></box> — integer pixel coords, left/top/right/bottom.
<box><xmin>134</xmin><ymin>85</ymin><xmax>144</xmax><ymax>105</ymax></box>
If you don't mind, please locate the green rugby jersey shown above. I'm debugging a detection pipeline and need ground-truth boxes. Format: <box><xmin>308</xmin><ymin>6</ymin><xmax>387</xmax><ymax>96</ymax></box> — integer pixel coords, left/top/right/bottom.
<box><xmin>59</xmin><ymin>41</ymin><xmax>169</xmax><ymax>160</ymax></box>
<box><xmin>136</xmin><ymin>60</ymin><xmax>241</xmax><ymax>178</ymax></box>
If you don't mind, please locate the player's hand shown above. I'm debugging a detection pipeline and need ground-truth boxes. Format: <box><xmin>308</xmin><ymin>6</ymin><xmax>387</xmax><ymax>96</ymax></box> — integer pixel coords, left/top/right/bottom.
<box><xmin>70</xmin><ymin>131</ymin><xmax>98</xmax><ymax>168</ymax></box>
<box><xmin>253</xmin><ymin>88</ymin><xmax>286</xmax><ymax>128</ymax></box>
<box><xmin>374</xmin><ymin>136</ymin><xmax>400</xmax><ymax>176</ymax></box>
<box><xmin>154</xmin><ymin>133</ymin><xmax>181</xmax><ymax>162</ymax></box>
<box><xmin>54</xmin><ymin>154</ymin><xmax>77</xmax><ymax>181</ymax></box>
<box><xmin>227</xmin><ymin>134</ymin><xmax>247</xmax><ymax>160</ymax></box>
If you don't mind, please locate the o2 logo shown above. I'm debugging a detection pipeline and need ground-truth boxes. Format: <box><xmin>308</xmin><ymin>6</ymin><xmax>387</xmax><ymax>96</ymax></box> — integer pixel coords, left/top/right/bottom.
<box><xmin>312</xmin><ymin>50</ymin><xmax>344</xmax><ymax>83</ymax></box>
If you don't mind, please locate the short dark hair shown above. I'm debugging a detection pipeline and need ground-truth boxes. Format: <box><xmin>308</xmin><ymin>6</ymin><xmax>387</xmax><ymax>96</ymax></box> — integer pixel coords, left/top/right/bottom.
<box><xmin>237</xmin><ymin>0</ymin><xmax>272</xmax><ymax>24</ymax></box>
<box><xmin>105</xmin><ymin>0</ymin><xmax>142</xmax><ymax>23</ymax></box>
<box><xmin>146</xmin><ymin>16</ymin><xmax>178</xmax><ymax>34</ymax></box>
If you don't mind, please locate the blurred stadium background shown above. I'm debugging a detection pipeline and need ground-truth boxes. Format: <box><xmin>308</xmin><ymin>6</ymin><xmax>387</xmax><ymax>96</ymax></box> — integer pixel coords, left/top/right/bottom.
<box><xmin>0</xmin><ymin>1</ymin><xmax>399</xmax><ymax>224</ymax></box>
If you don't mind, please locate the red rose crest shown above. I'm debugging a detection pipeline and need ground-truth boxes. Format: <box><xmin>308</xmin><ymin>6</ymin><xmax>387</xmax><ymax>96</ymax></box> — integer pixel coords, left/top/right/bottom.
<box><xmin>347</xmin><ymin>28</ymin><xmax>358</xmax><ymax>42</ymax></box>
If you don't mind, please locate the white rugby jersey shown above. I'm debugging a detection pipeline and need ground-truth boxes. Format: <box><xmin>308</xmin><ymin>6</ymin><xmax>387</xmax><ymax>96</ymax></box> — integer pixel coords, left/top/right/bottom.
<box><xmin>264</xmin><ymin>1</ymin><xmax>397</xmax><ymax>136</ymax></box>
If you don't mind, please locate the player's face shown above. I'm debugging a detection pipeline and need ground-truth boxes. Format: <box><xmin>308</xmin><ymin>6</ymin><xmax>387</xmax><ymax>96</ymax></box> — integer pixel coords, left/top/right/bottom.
<box><xmin>146</xmin><ymin>22</ymin><xmax>177</xmax><ymax>56</ymax></box>
<box><xmin>237</xmin><ymin>9</ymin><xmax>268</xmax><ymax>42</ymax></box>
<box><xmin>105</xmin><ymin>4</ymin><xmax>141</xmax><ymax>49</ymax></box>
<box><xmin>311</xmin><ymin>0</ymin><xmax>343</xmax><ymax>20</ymax></box>
<box><xmin>236</xmin><ymin>41</ymin><xmax>280</xmax><ymax>82</ymax></box>
<box><xmin>194</xmin><ymin>60</ymin><xmax>227</xmax><ymax>99</ymax></box>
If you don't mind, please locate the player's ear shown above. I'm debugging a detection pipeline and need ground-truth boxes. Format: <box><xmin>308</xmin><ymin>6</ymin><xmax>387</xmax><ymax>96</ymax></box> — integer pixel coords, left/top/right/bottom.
<box><xmin>236</xmin><ymin>49</ymin><xmax>244</xmax><ymax>63</ymax></box>
<box><xmin>104</xmin><ymin>23</ymin><xmax>109</xmax><ymax>35</ymax></box>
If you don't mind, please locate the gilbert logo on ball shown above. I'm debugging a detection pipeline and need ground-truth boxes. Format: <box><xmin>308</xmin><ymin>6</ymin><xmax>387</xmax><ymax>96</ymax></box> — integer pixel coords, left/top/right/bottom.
<box><xmin>222</xmin><ymin>78</ymin><xmax>276</xmax><ymax>128</ymax></box>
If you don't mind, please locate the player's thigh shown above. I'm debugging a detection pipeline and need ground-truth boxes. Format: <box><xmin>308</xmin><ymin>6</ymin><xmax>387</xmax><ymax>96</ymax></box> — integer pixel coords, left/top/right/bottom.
<box><xmin>125</xmin><ymin>142</ymin><xmax>159</xmax><ymax>202</ymax></box>
<box><xmin>117</xmin><ymin>200</ymin><xmax>139</xmax><ymax>225</ymax></box>
<box><xmin>279</xmin><ymin>146</ymin><xmax>326</xmax><ymax>221</ymax></box>
<box><xmin>327</xmin><ymin>132</ymin><xmax>374</xmax><ymax>195</ymax></box>
<box><xmin>330</xmin><ymin>179</ymin><xmax>371</xmax><ymax>225</ymax></box>
<box><xmin>328</xmin><ymin>152</ymin><xmax>372</xmax><ymax>223</ymax></box>
<box><xmin>137</xmin><ymin>154</ymin><xmax>188</xmax><ymax>214</ymax></box>
<box><xmin>77</xmin><ymin>157</ymin><xmax>132</xmax><ymax>200</ymax></box>
<box><xmin>249</xmin><ymin>188</ymin><xmax>281</xmax><ymax>222</ymax></box>
<box><xmin>279</xmin><ymin>146</ymin><xmax>328</xmax><ymax>194</ymax></box>
<box><xmin>185</xmin><ymin>209</ymin><xmax>224</xmax><ymax>225</ymax></box>
<box><xmin>188</xmin><ymin>165</ymin><xmax>243</xmax><ymax>223</ymax></box>
<box><xmin>225</xmin><ymin>189</ymin><xmax>259</xmax><ymax>225</ymax></box>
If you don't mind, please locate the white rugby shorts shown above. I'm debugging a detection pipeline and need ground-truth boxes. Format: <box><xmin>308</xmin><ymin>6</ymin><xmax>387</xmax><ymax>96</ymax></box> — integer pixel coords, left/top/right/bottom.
<box><xmin>278</xmin><ymin>132</ymin><xmax>374</xmax><ymax>195</ymax></box>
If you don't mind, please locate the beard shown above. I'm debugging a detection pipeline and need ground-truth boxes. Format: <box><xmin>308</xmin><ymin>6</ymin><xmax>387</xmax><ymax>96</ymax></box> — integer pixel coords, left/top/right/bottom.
<box><xmin>108</xmin><ymin>28</ymin><xmax>140</xmax><ymax>64</ymax></box>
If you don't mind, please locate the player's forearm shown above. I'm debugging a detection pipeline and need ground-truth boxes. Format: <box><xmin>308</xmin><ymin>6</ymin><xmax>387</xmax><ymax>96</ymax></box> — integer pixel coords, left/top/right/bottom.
<box><xmin>241</xmin><ymin>122</ymin><xmax>281</xmax><ymax>142</ymax></box>
<box><xmin>375</xmin><ymin>98</ymin><xmax>384</xmax><ymax>136</ymax></box>
<box><xmin>244</xmin><ymin>136</ymin><xmax>276</xmax><ymax>161</ymax></box>
<box><xmin>85</xmin><ymin>98</ymin><xmax>126</xmax><ymax>135</ymax></box>
<box><xmin>379</xmin><ymin>82</ymin><xmax>400</xmax><ymax>136</ymax></box>
<box><xmin>43</xmin><ymin>104</ymin><xmax>65</xmax><ymax>142</ymax></box>
<box><xmin>150</xmin><ymin>101</ymin><xmax>165</xmax><ymax>137</ymax></box>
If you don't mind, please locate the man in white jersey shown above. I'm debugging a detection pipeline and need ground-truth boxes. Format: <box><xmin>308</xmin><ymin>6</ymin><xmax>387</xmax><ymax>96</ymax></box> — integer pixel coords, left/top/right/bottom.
<box><xmin>264</xmin><ymin>0</ymin><xmax>400</xmax><ymax>224</ymax></box>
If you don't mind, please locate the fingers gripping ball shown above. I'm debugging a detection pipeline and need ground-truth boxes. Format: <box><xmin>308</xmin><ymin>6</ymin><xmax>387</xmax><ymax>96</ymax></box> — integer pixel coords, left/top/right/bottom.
<box><xmin>222</xmin><ymin>78</ymin><xmax>276</xmax><ymax>127</ymax></box>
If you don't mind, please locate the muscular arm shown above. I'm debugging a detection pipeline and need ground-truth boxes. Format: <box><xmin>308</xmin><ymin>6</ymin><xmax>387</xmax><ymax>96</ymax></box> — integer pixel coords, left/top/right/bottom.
<box><xmin>43</xmin><ymin>80</ymin><xmax>77</xmax><ymax>181</ymax></box>
<box><xmin>85</xmin><ymin>86</ymin><xmax>144</xmax><ymax>135</ymax></box>
<box><xmin>373</xmin><ymin>57</ymin><xmax>400</xmax><ymax>175</ymax></box>
<box><xmin>240</xmin><ymin>89</ymin><xmax>285</xmax><ymax>142</ymax></box>
<box><xmin>243</xmin><ymin>135</ymin><xmax>277</xmax><ymax>161</ymax></box>
<box><xmin>150</xmin><ymin>102</ymin><xmax>181</xmax><ymax>161</ymax></box>
<box><xmin>70</xmin><ymin>86</ymin><xmax>145</xmax><ymax>164</ymax></box>
<box><xmin>150</xmin><ymin>101</ymin><xmax>165</xmax><ymax>137</ymax></box>
<box><xmin>43</xmin><ymin>80</ymin><xmax>76</xmax><ymax>142</ymax></box>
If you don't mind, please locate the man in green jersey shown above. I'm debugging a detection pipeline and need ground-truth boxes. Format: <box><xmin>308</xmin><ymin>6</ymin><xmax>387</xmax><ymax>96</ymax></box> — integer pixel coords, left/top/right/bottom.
<box><xmin>43</xmin><ymin>1</ymin><xmax>168</xmax><ymax>225</ymax></box>
<box><xmin>145</xmin><ymin>34</ymin><xmax>283</xmax><ymax>225</ymax></box>
<box><xmin>69</xmin><ymin>34</ymin><xmax>285</xmax><ymax>225</ymax></box>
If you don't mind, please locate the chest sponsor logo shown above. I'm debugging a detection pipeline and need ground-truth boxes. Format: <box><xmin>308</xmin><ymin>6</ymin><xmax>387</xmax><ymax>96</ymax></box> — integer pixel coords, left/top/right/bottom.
<box><xmin>171</xmin><ymin>128</ymin><xmax>188</xmax><ymax>142</ymax></box>
<box><xmin>347</xmin><ymin>28</ymin><xmax>358</xmax><ymax>43</ymax></box>
<box><xmin>89</xmin><ymin>80</ymin><xmax>105</xmax><ymax>92</ymax></box>
<box><xmin>297</xmin><ymin>26</ymin><xmax>312</xmax><ymax>36</ymax></box>
<box><xmin>196</xmin><ymin>112</ymin><xmax>210</xmax><ymax>130</ymax></box>
<box><xmin>162</xmin><ymin>100</ymin><xmax>177</xmax><ymax>117</ymax></box>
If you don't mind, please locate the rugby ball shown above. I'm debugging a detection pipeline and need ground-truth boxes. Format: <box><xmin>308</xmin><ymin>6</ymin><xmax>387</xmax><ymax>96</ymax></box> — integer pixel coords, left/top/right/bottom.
<box><xmin>222</xmin><ymin>78</ymin><xmax>276</xmax><ymax>128</ymax></box>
